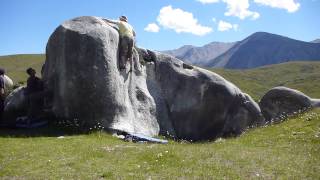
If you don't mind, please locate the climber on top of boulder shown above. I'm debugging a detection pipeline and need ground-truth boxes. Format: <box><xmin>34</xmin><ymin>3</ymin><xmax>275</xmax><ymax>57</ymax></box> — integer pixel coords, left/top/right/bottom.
<box><xmin>103</xmin><ymin>15</ymin><xmax>136</xmax><ymax>72</ymax></box>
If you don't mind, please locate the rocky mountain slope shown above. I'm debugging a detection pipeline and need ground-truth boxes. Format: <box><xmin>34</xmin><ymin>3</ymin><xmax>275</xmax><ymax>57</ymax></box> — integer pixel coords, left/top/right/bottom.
<box><xmin>311</xmin><ymin>39</ymin><xmax>320</xmax><ymax>43</ymax></box>
<box><xmin>164</xmin><ymin>32</ymin><xmax>320</xmax><ymax>69</ymax></box>
<box><xmin>163</xmin><ymin>42</ymin><xmax>236</xmax><ymax>66</ymax></box>
<box><xmin>207</xmin><ymin>32</ymin><xmax>320</xmax><ymax>69</ymax></box>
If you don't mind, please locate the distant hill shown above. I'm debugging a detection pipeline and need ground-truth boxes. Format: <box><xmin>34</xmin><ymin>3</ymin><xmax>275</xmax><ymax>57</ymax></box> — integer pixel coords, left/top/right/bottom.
<box><xmin>208</xmin><ymin>32</ymin><xmax>320</xmax><ymax>69</ymax></box>
<box><xmin>212</xmin><ymin>61</ymin><xmax>320</xmax><ymax>100</ymax></box>
<box><xmin>0</xmin><ymin>54</ymin><xmax>45</xmax><ymax>84</ymax></box>
<box><xmin>207</xmin><ymin>32</ymin><xmax>320</xmax><ymax>69</ymax></box>
<box><xmin>164</xmin><ymin>32</ymin><xmax>320</xmax><ymax>69</ymax></box>
<box><xmin>163</xmin><ymin>42</ymin><xmax>236</xmax><ymax>66</ymax></box>
<box><xmin>311</xmin><ymin>39</ymin><xmax>320</xmax><ymax>43</ymax></box>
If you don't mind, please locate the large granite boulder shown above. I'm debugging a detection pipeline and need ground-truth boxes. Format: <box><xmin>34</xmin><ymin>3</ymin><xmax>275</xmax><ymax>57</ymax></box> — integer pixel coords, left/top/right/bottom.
<box><xmin>259</xmin><ymin>86</ymin><xmax>320</xmax><ymax>122</ymax></box>
<box><xmin>41</xmin><ymin>16</ymin><xmax>265</xmax><ymax>140</ymax></box>
<box><xmin>145</xmin><ymin>52</ymin><xmax>265</xmax><ymax>140</ymax></box>
<box><xmin>43</xmin><ymin>16</ymin><xmax>159</xmax><ymax>136</ymax></box>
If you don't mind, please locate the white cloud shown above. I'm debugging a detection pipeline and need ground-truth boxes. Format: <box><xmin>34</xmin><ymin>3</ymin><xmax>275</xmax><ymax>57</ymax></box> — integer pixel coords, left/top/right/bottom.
<box><xmin>223</xmin><ymin>0</ymin><xmax>260</xmax><ymax>20</ymax></box>
<box><xmin>144</xmin><ymin>23</ymin><xmax>160</xmax><ymax>33</ymax></box>
<box><xmin>196</xmin><ymin>0</ymin><xmax>220</xmax><ymax>4</ymax></box>
<box><xmin>254</xmin><ymin>0</ymin><xmax>300</xmax><ymax>13</ymax></box>
<box><xmin>218</xmin><ymin>20</ymin><xmax>238</xmax><ymax>31</ymax></box>
<box><xmin>157</xmin><ymin>5</ymin><xmax>212</xmax><ymax>36</ymax></box>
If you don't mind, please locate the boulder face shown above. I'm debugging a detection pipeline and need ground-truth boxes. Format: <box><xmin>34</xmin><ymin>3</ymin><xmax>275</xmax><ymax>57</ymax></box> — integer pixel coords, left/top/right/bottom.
<box><xmin>4</xmin><ymin>87</ymin><xmax>26</xmax><ymax>112</ymax></box>
<box><xmin>43</xmin><ymin>16</ymin><xmax>159</xmax><ymax>136</ymax></box>
<box><xmin>259</xmin><ymin>86</ymin><xmax>318</xmax><ymax>122</ymax></box>
<box><xmin>147</xmin><ymin>53</ymin><xmax>265</xmax><ymax>140</ymax></box>
<box><xmin>42</xmin><ymin>16</ymin><xmax>265</xmax><ymax>140</ymax></box>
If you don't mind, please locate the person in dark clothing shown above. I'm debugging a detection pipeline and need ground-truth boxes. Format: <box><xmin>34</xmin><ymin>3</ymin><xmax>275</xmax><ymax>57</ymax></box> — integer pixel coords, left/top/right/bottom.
<box><xmin>26</xmin><ymin>68</ymin><xmax>43</xmax><ymax>95</ymax></box>
<box><xmin>25</xmin><ymin>68</ymin><xmax>44</xmax><ymax>120</ymax></box>
<box><xmin>0</xmin><ymin>68</ymin><xmax>5</xmax><ymax>122</ymax></box>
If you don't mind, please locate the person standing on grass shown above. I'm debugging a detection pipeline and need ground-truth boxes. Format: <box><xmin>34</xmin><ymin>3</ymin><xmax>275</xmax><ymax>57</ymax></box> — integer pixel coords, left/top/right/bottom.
<box><xmin>25</xmin><ymin>68</ymin><xmax>44</xmax><ymax>120</ymax></box>
<box><xmin>0</xmin><ymin>68</ymin><xmax>6</xmax><ymax>122</ymax></box>
<box><xmin>103</xmin><ymin>15</ymin><xmax>136</xmax><ymax>71</ymax></box>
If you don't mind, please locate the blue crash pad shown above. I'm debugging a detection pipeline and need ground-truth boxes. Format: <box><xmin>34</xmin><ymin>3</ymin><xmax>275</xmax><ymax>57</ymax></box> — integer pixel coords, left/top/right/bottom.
<box><xmin>125</xmin><ymin>133</ymin><xmax>168</xmax><ymax>144</ymax></box>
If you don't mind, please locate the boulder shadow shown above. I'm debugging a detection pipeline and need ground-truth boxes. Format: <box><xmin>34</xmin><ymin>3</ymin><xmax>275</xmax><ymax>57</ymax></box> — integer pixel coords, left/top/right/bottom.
<box><xmin>0</xmin><ymin>120</ymin><xmax>89</xmax><ymax>138</ymax></box>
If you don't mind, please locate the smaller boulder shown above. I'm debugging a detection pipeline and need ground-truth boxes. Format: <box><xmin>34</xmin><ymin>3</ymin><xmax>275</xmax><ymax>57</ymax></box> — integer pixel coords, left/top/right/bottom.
<box><xmin>4</xmin><ymin>75</ymin><xmax>13</xmax><ymax>92</ymax></box>
<box><xmin>259</xmin><ymin>86</ymin><xmax>316</xmax><ymax>122</ymax></box>
<box><xmin>3</xmin><ymin>87</ymin><xmax>27</xmax><ymax>124</ymax></box>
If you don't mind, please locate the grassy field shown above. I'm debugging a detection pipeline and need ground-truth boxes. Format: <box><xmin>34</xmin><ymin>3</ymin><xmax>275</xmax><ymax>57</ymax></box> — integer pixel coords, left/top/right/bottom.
<box><xmin>0</xmin><ymin>54</ymin><xmax>319</xmax><ymax>179</ymax></box>
<box><xmin>0</xmin><ymin>109</ymin><xmax>319</xmax><ymax>179</ymax></box>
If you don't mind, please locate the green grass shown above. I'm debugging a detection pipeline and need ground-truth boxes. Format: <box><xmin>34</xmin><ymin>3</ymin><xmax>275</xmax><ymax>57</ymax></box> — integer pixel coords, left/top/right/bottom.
<box><xmin>0</xmin><ymin>55</ymin><xmax>319</xmax><ymax>179</ymax></box>
<box><xmin>0</xmin><ymin>54</ymin><xmax>45</xmax><ymax>85</ymax></box>
<box><xmin>0</xmin><ymin>109</ymin><xmax>319</xmax><ymax>179</ymax></box>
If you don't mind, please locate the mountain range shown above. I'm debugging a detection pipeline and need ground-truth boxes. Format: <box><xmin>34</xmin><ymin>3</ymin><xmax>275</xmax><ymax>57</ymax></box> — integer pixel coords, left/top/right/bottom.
<box><xmin>163</xmin><ymin>32</ymin><xmax>320</xmax><ymax>69</ymax></box>
<box><xmin>163</xmin><ymin>42</ymin><xmax>236</xmax><ymax>66</ymax></box>
<box><xmin>311</xmin><ymin>39</ymin><xmax>320</xmax><ymax>43</ymax></box>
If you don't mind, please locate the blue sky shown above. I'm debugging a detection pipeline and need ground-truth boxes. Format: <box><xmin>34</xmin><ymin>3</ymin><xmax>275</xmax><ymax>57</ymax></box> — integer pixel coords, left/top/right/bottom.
<box><xmin>0</xmin><ymin>0</ymin><xmax>319</xmax><ymax>55</ymax></box>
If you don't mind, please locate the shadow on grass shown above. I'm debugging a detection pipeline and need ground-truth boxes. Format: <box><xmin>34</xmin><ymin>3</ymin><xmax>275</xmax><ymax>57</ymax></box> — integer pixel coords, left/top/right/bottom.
<box><xmin>0</xmin><ymin>121</ymin><xmax>89</xmax><ymax>138</ymax></box>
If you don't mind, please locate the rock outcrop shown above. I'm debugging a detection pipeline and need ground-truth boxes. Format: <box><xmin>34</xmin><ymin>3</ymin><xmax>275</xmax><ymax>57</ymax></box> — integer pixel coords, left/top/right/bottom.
<box><xmin>259</xmin><ymin>86</ymin><xmax>319</xmax><ymax>122</ymax></box>
<box><xmin>145</xmin><ymin>52</ymin><xmax>265</xmax><ymax>139</ymax></box>
<box><xmin>42</xmin><ymin>16</ymin><xmax>159</xmax><ymax>136</ymax></box>
<box><xmin>39</xmin><ymin>16</ymin><xmax>265</xmax><ymax>140</ymax></box>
